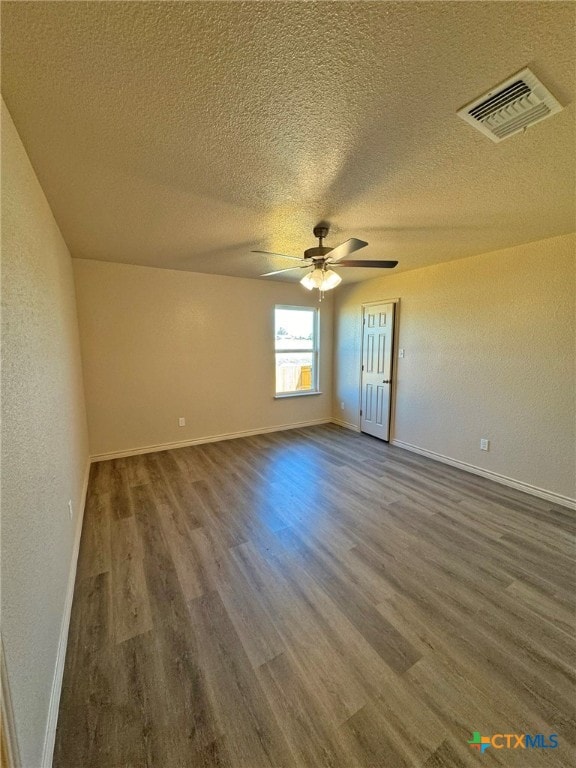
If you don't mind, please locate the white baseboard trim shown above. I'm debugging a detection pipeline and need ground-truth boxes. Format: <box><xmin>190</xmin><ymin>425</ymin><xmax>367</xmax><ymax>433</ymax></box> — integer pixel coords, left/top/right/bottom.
<box><xmin>330</xmin><ymin>417</ymin><xmax>361</xmax><ymax>433</ymax></box>
<box><xmin>90</xmin><ymin>418</ymin><xmax>332</xmax><ymax>462</ymax></box>
<box><xmin>41</xmin><ymin>458</ymin><xmax>91</xmax><ymax>768</ymax></box>
<box><xmin>391</xmin><ymin>439</ymin><xmax>576</xmax><ymax>511</ymax></box>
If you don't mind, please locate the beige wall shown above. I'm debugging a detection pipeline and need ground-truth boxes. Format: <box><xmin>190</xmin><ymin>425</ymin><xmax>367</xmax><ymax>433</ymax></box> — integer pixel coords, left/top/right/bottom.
<box><xmin>73</xmin><ymin>259</ymin><xmax>333</xmax><ymax>458</ymax></box>
<box><xmin>1</xmin><ymin>101</ymin><xmax>89</xmax><ymax>766</ymax></box>
<box><xmin>333</xmin><ymin>233</ymin><xmax>575</xmax><ymax>502</ymax></box>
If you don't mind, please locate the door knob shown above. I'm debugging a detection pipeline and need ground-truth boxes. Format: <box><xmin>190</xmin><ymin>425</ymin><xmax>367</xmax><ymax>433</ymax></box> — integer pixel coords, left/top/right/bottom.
<box><xmin>382</xmin><ymin>379</ymin><xmax>391</xmax><ymax>384</ymax></box>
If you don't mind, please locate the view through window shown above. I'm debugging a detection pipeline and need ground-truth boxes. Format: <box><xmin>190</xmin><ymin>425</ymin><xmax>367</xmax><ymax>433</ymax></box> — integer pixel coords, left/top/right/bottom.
<box><xmin>274</xmin><ymin>306</ymin><xmax>318</xmax><ymax>395</ymax></box>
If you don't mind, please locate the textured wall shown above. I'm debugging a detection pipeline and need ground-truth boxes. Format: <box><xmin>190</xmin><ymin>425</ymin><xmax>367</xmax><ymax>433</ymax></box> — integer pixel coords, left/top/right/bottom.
<box><xmin>333</xmin><ymin>234</ymin><xmax>575</xmax><ymax>500</ymax></box>
<box><xmin>1</xmin><ymin>101</ymin><xmax>90</xmax><ymax>766</ymax></box>
<box><xmin>73</xmin><ymin>259</ymin><xmax>333</xmax><ymax>457</ymax></box>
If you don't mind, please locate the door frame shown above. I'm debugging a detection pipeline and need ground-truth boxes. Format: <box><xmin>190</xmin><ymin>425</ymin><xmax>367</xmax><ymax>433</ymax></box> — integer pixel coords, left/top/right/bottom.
<box><xmin>359</xmin><ymin>298</ymin><xmax>400</xmax><ymax>441</ymax></box>
<box><xmin>1</xmin><ymin>637</ymin><xmax>21</xmax><ymax>768</ymax></box>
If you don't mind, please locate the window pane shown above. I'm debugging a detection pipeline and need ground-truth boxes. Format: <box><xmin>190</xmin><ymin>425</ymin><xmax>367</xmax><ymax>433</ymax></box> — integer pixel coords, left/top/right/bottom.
<box><xmin>276</xmin><ymin>352</ymin><xmax>314</xmax><ymax>393</ymax></box>
<box><xmin>275</xmin><ymin>309</ymin><xmax>314</xmax><ymax>351</ymax></box>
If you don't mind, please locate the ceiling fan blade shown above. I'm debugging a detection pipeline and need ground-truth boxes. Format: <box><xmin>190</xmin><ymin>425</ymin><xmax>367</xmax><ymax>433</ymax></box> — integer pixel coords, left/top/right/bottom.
<box><xmin>326</xmin><ymin>238</ymin><xmax>368</xmax><ymax>263</ymax></box>
<box><xmin>336</xmin><ymin>259</ymin><xmax>398</xmax><ymax>268</ymax></box>
<box><xmin>260</xmin><ymin>266</ymin><xmax>309</xmax><ymax>277</ymax></box>
<box><xmin>252</xmin><ymin>250</ymin><xmax>307</xmax><ymax>262</ymax></box>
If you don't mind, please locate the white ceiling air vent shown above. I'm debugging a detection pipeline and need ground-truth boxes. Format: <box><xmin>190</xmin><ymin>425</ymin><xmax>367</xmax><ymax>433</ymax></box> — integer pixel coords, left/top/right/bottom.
<box><xmin>457</xmin><ymin>67</ymin><xmax>563</xmax><ymax>143</ymax></box>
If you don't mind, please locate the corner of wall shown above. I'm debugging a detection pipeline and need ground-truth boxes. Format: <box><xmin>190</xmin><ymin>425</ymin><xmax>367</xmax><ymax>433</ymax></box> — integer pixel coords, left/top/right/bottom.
<box><xmin>40</xmin><ymin>459</ymin><xmax>91</xmax><ymax>768</ymax></box>
<box><xmin>2</xmin><ymin>98</ymin><xmax>91</xmax><ymax>768</ymax></box>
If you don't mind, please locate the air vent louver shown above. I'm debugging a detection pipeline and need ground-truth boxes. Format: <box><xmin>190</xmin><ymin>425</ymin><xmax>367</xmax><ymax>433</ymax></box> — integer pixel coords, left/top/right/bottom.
<box><xmin>457</xmin><ymin>68</ymin><xmax>563</xmax><ymax>143</ymax></box>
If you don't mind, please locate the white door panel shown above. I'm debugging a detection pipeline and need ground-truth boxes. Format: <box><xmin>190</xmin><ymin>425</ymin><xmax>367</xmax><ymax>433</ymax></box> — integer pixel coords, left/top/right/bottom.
<box><xmin>361</xmin><ymin>303</ymin><xmax>394</xmax><ymax>440</ymax></box>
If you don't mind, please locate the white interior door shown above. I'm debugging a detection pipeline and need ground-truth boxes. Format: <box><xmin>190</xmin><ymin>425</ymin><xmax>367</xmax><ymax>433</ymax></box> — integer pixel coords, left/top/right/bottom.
<box><xmin>360</xmin><ymin>302</ymin><xmax>395</xmax><ymax>440</ymax></box>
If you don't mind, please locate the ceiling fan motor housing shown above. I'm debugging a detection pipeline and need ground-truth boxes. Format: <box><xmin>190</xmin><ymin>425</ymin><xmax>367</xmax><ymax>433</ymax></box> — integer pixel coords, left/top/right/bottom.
<box><xmin>304</xmin><ymin>246</ymin><xmax>333</xmax><ymax>261</ymax></box>
<box><xmin>312</xmin><ymin>225</ymin><xmax>329</xmax><ymax>239</ymax></box>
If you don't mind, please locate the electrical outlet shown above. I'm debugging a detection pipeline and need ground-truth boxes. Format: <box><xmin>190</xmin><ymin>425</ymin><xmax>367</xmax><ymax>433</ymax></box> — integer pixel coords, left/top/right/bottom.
<box><xmin>178</xmin><ymin>417</ymin><xmax>186</xmax><ymax>427</ymax></box>
<box><xmin>340</xmin><ymin>401</ymin><xmax>345</xmax><ymax>410</ymax></box>
<box><xmin>480</xmin><ymin>438</ymin><xmax>489</xmax><ymax>451</ymax></box>
<box><xmin>68</xmin><ymin>499</ymin><xmax>73</xmax><ymax>519</ymax></box>
<box><xmin>399</xmin><ymin>348</ymin><xmax>405</xmax><ymax>358</ymax></box>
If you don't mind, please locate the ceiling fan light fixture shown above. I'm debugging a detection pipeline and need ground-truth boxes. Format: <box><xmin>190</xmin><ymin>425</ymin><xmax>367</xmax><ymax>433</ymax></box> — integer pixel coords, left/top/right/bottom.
<box><xmin>321</xmin><ymin>269</ymin><xmax>342</xmax><ymax>290</ymax></box>
<box><xmin>300</xmin><ymin>270</ymin><xmax>320</xmax><ymax>290</ymax></box>
<box><xmin>300</xmin><ymin>267</ymin><xmax>342</xmax><ymax>292</ymax></box>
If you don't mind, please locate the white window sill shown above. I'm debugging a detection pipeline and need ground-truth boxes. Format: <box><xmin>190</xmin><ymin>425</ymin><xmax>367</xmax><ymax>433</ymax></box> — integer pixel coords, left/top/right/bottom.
<box><xmin>274</xmin><ymin>391</ymin><xmax>323</xmax><ymax>399</ymax></box>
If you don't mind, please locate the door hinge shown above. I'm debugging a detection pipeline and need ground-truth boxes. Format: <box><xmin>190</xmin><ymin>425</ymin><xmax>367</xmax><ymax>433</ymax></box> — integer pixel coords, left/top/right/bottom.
<box><xmin>361</xmin><ymin>364</ymin><xmax>364</xmax><ymax>371</ymax></box>
<box><xmin>360</xmin><ymin>409</ymin><xmax>363</xmax><ymax>416</ymax></box>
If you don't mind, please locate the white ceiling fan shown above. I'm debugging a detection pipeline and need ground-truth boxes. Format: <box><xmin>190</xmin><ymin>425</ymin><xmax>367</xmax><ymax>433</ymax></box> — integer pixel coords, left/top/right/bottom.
<box><xmin>254</xmin><ymin>224</ymin><xmax>398</xmax><ymax>293</ymax></box>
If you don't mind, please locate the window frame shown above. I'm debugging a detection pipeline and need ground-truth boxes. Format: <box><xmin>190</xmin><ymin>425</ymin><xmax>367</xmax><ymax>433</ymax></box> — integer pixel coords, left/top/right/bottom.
<box><xmin>274</xmin><ymin>305</ymin><xmax>320</xmax><ymax>398</ymax></box>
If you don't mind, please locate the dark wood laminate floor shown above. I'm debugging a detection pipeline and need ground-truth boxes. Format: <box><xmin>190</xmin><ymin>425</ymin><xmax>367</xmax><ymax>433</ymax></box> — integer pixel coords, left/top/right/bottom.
<box><xmin>55</xmin><ymin>425</ymin><xmax>575</xmax><ymax>768</ymax></box>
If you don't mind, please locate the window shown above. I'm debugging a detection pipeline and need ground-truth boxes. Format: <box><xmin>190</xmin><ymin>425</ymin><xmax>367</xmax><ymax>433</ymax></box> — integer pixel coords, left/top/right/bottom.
<box><xmin>274</xmin><ymin>306</ymin><xmax>319</xmax><ymax>396</ymax></box>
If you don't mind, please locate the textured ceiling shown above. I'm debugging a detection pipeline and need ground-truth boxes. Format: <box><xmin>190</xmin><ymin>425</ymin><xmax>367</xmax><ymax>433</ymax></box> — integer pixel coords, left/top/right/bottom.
<box><xmin>2</xmin><ymin>1</ymin><xmax>575</xmax><ymax>284</ymax></box>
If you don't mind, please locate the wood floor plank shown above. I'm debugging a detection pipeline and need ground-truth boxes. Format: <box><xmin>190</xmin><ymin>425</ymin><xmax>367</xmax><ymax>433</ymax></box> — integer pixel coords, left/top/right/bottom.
<box><xmin>235</xmin><ymin>541</ymin><xmax>448</xmax><ymax>757</ymax></box>
<box><xmin>256</xmin><ymin>651</ymin><xmax>348</xmax><ymax>767</ymax></box>
<box><xmin>110</xmin><ymin>554</ymin><xmax>153</xmax><ymax>644</ymax></box>
<box><xmin>151</xmin><ymin>449</ymin><xmax>205</xmax><ymax>529</ymax></box>
<box><xmin>423</xmin><ymin>740</ymin><xmax>467</xmax><ymax>768</ymax></box>
<box><xmin>108</xmin><ymin>515</ymin><xmax>152</xmax><ymax>644</ymax></box>
<box><xmin>272</xmin><ymin>526</ymin><xmax>422</xmax><ymax>673</ymax></box>
<box><xmin>339</xmin><ymin>700</ymin><xmax>429</xmax><ymax>768</ymax></box>
<box><xmin>108</xmin><ymin>459</ymin><xmax>134</xmax><ymax>520</ymax></box>
<box><xmin>191</xmin><ymin>477</ymin><xmax>250</xmax><ymax>547</ymax></box>
<box><xmin>378</xmin><ymin>591</ymin><xmax>570</xmax><ymax>747</ymax></box>
<box><xmin>188</xmin><ymin>591</ymin><xmax>294</xmax><ymax>768</ymax></box>
<box><xmin>504</xmin><ymin>579</ymin><xmax>575</xmax><ymax>637</ymax></box>
<box><xmin>54</xmin><ymin>572</ymin><xmax>114</xmax><ymax>768</ymax></box>
<box><xmin>156</xmin><ymin>501</ymin><xmax>209</xmax><ymax>600</ymax></box>
<box><xmin>132</xmin><ymin>484</ymin><xmax>228</xmax><ymax>766</ymax></box>
<box><xmin>231</xmin><ymin>540</ymin><xmax>368</xmax><ymax>727</ymax></box>
<box><xmin>55</xmin><ymin>425</ymin><xmax>576</xmax><ymax>768</ymax></box>
<box><xmin>122</xmin><ymin>453</ymin><xmax>151</xmax><ymax>488</ymax></box>
<box><xmin>89</xmin><ymin>459</ymin><xmax>112</xmax><ymax>496</ymax></box>
<box><xmin>76</xmin><ymin>491</ymin><xmax>111</xmax><ymax>581</ymax></box>
<box><xmin>214</xmin><ymin>550</ymin><xmax>286</xmax><ymax>669</ymax></box>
